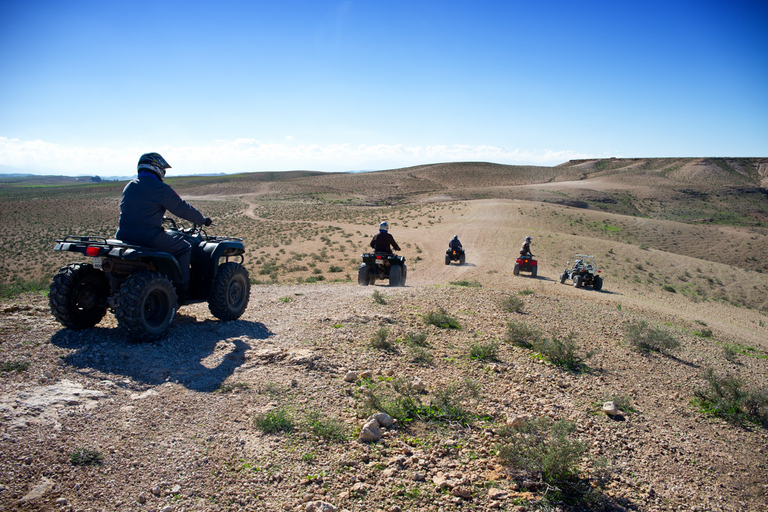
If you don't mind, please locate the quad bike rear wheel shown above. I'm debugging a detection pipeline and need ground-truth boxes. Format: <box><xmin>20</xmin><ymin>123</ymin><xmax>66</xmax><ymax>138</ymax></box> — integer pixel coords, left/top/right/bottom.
<box><xmin>114</xmin><ymin>271</ymin><xmax>177</xmax><ymax>342</ymax></box>
<box><xmin>560</xmin><ymin>272</ymin><xmax>567</xmax><ymax>284</ymax></box>
<box><xmin>531</xmin><ymin>265</ymin><xmax>537</xmax><ymax>278</ymax></box>
<box><xmin>358</xmin><ymin>263</ymin><xmax>371</xmax><ymax>286</ymax></box>
<box><xmin>389</xmin><ymin>264</ymin><xmax>406</xmax><ymax>287</ymax></box>
<box><xmin>49</xmin><ymin>263</ymin><xmax>109</xmax><ymax>330</ymax></box>
<box><xmin>445</xmin><ymin>254</ymin><xmax>450</xmax><ymax>265</ymax></box>
<box><xmin>459</xmin><ymin>253</ymin><xmax>465</xmax><ymax>265</ymax></box>
<box><xmin>593</xmin><ymin>276</ymin><xmax>603</xmax><ymax>291</ymax></box>
<box><xmin>513</xmin><ymin>263</ymin><xmax>520</xmax><ymax>276</ymax></box>
<box><xmin>209</xmin><ymin>262</ymin><xmax>251</xmax><ymax>320</ymax></box>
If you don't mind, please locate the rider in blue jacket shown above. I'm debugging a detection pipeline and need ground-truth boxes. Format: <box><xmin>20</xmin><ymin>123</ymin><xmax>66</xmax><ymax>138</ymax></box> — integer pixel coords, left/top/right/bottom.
<box><xmin>116</xmin><ymin>153</ymin><xmax>211</xmax><ymax>287</ymax></box>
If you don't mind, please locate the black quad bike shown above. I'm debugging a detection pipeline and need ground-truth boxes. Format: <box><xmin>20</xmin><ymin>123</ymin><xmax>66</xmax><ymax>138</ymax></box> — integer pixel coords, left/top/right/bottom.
<box><xmin>49</xmin><ymin>218</ymin><xmax>251</xmax><ymax>341</ymax></box>
<box><xmin>513</xmin><ymin>254</ymin><xmax>538</xmax><ymax>277</ymax></box>
<box><xmin>358</xmin><ymin>252</ymin><xmax>407</xmax><ymax>287</ymax></box>
<box><xmin>559</xmin><ymin>254</ymin><xmax>602</xmax><ymax>290</ymax></box>
<box><xmin>445</xmin><ymin>248</ymin><xmax>466</xmax><ymax>265</ymax></box>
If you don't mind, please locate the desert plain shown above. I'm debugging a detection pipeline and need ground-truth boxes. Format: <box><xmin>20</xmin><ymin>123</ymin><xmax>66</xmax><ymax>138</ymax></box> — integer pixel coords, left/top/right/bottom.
<box><xmin>1</xmin><ymin>158</ymin><xmax>767</xmax><ymax>512</ymax></box>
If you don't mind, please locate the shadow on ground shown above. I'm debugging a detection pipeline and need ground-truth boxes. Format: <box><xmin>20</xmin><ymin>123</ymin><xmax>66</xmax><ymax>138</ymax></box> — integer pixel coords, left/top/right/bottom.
<box><xmin>50</xmin><ymin>317</ymin><xmax>274</xmax><ymax>392</ymax></box>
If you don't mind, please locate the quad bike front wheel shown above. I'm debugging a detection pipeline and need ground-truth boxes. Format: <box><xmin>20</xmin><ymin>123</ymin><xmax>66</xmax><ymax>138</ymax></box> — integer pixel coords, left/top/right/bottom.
<box><xmin>573</xmin><ymin>275</ymin><xmax>583</xmax><ymax>288</ymax></box>
<box><xmin>209</xmin><ymin>262</ymin><xmax>251</xmax><ymax>320</ymax></box>
<box><xmin>560</xmin><ymin>272</ymin><xmax>568</xmax><ymax>284</ymax></box>
<box><xmin>49</xmin><ymin>263</ymin><xmax>109</xmax><ymax>330</ymax></box>
<box><xmin>114</xmin><ymin>271</ymin><xmax>177</xmax><ymax>342</ymax></box>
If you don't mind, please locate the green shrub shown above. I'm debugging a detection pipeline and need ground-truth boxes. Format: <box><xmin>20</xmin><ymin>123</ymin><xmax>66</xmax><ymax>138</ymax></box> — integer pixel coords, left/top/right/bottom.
<box><xmin>1</xmin><ymin>361</ymin><xmax>30</xmax><ymax>373</ymax></box>
<box><xmin>370</xmin><ymin>327</ymin><xmax>395</xmax><ymax>351</ymax></box>
<box><xmin>70</xmin><ymin>447</ymin><xmax>103</xmax><ymax>466</ymax></box>
<box><xmin>723</xmin><ymin>344</ymin><xmax>739</xmax><ymax>363</ymax></box>
<box><xmin>500</xmin><ymin>295</ymin><xmax>525</xmax><ymax>313</ymax></box>
<box><xmin>496</xmin><ymin>416</ymin><xmax>584</xmax><ymax>483</ymax></box>
<box><xmin>504</xmin><ymin>321</ymin><xmax>543</xmax><ymax>348</ymax></box>
<box><xmin>372</xmin><ymin>290</ymin><xmax>387</xmax><ymax>305</ymax></box>
<box><xmin>469</xmin><ymin>340</ymin><xmax>500</xmax><ymax>362</ymax></box>
<box><xmin>532</xmin><ymin>332</ymin><xmax>591</xmax><ymax>371</ymax></box>
<box><xmin>693</xmin><ymin>368</ymin><xmax>768</xmax><ymax>426</ymax></box>
<box><xmin>519</xmin><ymin>289</ymin><xmax>535</xmax><ymax>296</ymax></box>
<box><xmin>624</xmin><ymin>320</ymin><xmax>680</xmax><ymax>353</ymax></box>
<box><xmin>423</xmin><ymin>308</ymin><xmax>461</xmax><ymax>329</ymax></box>
<box><xmin>305</xmin><ymin>410</ymin><xmax>347</xmax><ymax>441</ymax></box>
<box><xmin>360</xmin><ymin>377</ymin><xmax>481</xmax><ymax>426</ymax></box>
<box><xmin>253</xmin><ymin>407</ymin><xmax>294</xmax><ymax>433</ymax></box>
<box><xmin>407</xmin><ymin>345</ymin><xmax>434</xmax><ymax>365</ymax></box>
<box><xmin>328</xmin><ymin>265</ymin><xmax>344</xmax><ymax>273</ymax></box>
<box><xmin>449</xmin><ymin>280</ymin><xmax>481</xmax><ymax>288</ymax></box>
<box><xmin>403</xmin><ymin>332</ymin><xmax>429</xmax><ymax>347</ymax></box>
<box><xmin>662</xmin><ymin>284</ymin><xmax>676</xmax><ymax>293</ymax></box>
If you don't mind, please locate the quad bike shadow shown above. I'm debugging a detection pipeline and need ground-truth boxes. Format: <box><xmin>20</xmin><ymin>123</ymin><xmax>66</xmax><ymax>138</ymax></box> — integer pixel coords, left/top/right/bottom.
<box><xmin>50</xmin><ymin>318</ymin><xmax>273</xmax><ymax>392</ymax></box>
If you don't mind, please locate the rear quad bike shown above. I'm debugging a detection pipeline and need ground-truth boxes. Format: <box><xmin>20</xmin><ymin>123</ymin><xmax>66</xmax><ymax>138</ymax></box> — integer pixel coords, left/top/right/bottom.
<box><xmin>445</xmin><ymin>248</ymin><xmax>466</xmax><ymax>265</ymax></box>
<box><xmin>358</xmin><ymin>252</ymin><xmax>407</xmax><ymax>287</ymax></box>
<box><xmin>513</xmin><ymin>254</ymin><xmax>538</xmax><ymax>277</ymax></box>
<box><xmin>559</xmin><ymin>254</ymin><xmax>602</xmax><ymax>290</ymax></box>
<box><xmin>49</xmin><ymin>218</ymin><xmax>251</xmax><ymax>341</ymax></box>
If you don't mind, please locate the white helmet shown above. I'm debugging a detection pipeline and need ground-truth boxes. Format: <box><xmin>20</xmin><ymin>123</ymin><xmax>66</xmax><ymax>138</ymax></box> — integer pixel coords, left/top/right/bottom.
<box><xmin>379</xmin><ymin>221</ymin><xmax>389</xmax><ymax>232</ymax></box>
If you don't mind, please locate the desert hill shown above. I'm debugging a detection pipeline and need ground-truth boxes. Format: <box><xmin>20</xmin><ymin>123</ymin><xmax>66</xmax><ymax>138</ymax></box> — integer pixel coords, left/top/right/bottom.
<box><xmin>1</xmin><ymin>159</ymin><xmax>767</xmax><ymax>511</ymax></box>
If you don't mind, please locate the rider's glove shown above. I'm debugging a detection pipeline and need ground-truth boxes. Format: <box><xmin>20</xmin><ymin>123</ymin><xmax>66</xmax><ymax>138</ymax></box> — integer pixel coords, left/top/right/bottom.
<box><xmin>204</xmin><ymin>217</ymin><xmax>213</xmax><ymax>226</ymax></box>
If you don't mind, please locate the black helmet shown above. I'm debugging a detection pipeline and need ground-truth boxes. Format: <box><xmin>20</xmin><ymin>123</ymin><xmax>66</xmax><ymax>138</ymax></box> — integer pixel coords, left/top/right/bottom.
<box><xmin>525</xmin><ymin>236</ymin><xmax>532</xmax><ymax>242</ymax></box>
<box><xmin>137</xmin><ymin>152</ymin><xmax>171</xmax><ymax>180</ymax></box>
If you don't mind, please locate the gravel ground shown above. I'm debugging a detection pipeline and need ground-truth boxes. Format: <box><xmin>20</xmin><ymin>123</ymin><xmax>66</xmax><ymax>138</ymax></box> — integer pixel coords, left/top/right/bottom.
<box><xmin>2</xmin><ymin>271</ymin><xmax>767</xmax><ymax>512</ymax></box>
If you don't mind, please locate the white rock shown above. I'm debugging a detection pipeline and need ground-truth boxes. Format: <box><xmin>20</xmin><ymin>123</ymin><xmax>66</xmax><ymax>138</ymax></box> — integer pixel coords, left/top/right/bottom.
<box><xmin>343</xmin><ymin>371</ymin><xmax>358</xmax><ymax>383</ymax></box>
<box><xmin>602</xmin><ymin>401</ymin><xmax>620</xmax><ymax>416</ymax></box>
<box><xmin>358</xmin><ymin>418</ymin><xmax>382</xmax><ymax>442</ymax></box>
<box><xmin>410</xmin><ymin>377</ymin><xmax>426</xmax><ymax>392</ymax></box>
<box><xmin>373</xmin><ymin>411</ymin><xmax>395</xmax><ymax>428</ymax></box>
<box><xmin>305</xmin><ymin>501</ymin><xmax>337</xmax><ymax>512</ymax></box>
<box><xmin>505</xmin><ymin>413</ymin><xmax>532</xmax><ymax>428</ymax></box>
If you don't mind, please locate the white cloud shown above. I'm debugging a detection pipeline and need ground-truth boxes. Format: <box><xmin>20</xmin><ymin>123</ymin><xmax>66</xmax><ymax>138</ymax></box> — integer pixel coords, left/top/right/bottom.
<box><xmin>0</xmin><ymin>136</ymin><xmax>594</xmax><ymax>176</ymax></box>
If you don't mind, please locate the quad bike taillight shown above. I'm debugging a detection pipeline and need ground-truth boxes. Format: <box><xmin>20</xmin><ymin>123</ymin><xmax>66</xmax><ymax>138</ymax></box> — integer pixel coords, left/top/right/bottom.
<box><xmin>85</xmin><ymin>246</ymin><xmax>103</xmax><ymax>257</ymax></box>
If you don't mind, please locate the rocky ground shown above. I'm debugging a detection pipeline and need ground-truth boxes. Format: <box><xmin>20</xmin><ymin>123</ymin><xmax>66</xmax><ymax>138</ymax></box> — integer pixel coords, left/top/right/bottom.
<box><xmin>2</xmin><ymin>270</ymin><xmax>767</xmax><ymax>512</ymax></box>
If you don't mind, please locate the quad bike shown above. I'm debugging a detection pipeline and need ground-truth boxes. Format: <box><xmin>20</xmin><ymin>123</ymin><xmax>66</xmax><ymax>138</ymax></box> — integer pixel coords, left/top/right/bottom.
<box><xmin>559</xmin><ymin>254</ymin><xmax>602</xmax><ymax>290</ymax></box>
<box><xmin>513</xmin><ymin>254</ymin><xmax>538</xmax><ymax>277</ymax></box>
<box><xmin>358</xmin><ymin>252</ymin><xmax>407</xmax><ymax>287</ymax></box>
<box><xmin>49</xmin><ymin>218</ymin><xmax>251</xmax><ymax>341</ymax></box>
<box><xmin>445</xmin><ymin>248</ymin><xmax>466</xmax><ymax>265</ymax></box>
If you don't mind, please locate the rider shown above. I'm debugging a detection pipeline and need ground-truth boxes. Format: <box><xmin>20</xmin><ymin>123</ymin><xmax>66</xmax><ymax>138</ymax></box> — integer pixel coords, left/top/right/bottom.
<box><xmin>115</xmin><ymin>153</ymin><xmax>212</xmax><ymax>289</ymax></box>
<box><xmin>449</xmin><ymin>235</ymin><xmax>463</xmax><ymax>251</ymax></box>
<box><xmin>520</xmin><ymin>236</ymin><xmax>533</xmax><ymax>257</ymax></box>
<box><xmin>370</xmin><ymin>221</ymin><xmax>401</xmax><ymax>254</ymax></box>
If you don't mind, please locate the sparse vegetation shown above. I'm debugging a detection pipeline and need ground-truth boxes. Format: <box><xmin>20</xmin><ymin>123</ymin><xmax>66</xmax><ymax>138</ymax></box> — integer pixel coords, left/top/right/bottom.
<box><xmin>504</xmin><ymin>320</ymin><xmax>543</xmax><ymax>348</ymax></box>
<box><xmin>423</xmin><ymin>308</ymin><xmax>461</xmax><ymax>329</ymax></box>
<box><xmin>1</xmin><ymin>361</ymin><xmax>30</xmax><ymax>373</ymax></box>
<box><xmin>304</xmin><ymin>410</ymin><xmax>347</xmax><ymax>441</ymax></box>
<box><xmin>693</xmin><ymin>368</ymin><xmax>768</xmax><ymax>426</ymax></box>
<box><xmin>624</xmin><ymin>320</ymin><xmax>680</xmax><ymax>353</ymax></box>
<box><xmin>70</xmin><ymin>447</ymin><xmax>103</xmax><ymax>466</ymax></box>
<box><xmin>253</xmin><ymin>407</ymin><xmax>294</xmax><ymax>433</ymax></box>
<box><xmin>499</xmin><ymin>295</ymin><xmax>525</xmax><ymax>313</ymax></box>
<box><xmin>449</xmin><ymin>280</ymin><xmax>481</xmax><ymax>288</ymax></box>
<box><xmin>469</xmin><ymin>340</ymin><xmax>500</xmax><ymax>362</ymax></box>
<box><xmin>370</xmin><ymin>327</ymin><xmax>395</xmax><ymax>351</ymax></box>
<box><xmin>372</xmin><ymin>290</ymin><xmax>387</xmax><ymax>305</ymax></box>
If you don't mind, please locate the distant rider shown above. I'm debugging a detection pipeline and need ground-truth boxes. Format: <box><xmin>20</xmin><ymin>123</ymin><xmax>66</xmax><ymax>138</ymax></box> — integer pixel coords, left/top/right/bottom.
<box><xmin>370</xmin><ymin>221</ymin><xmax>401</xmax><ymax>254</ymax></box>
<box><xmin>115</xmin><ymin>153</ymin><xmax>212</xmax><ymax>290</ymax></box>
<box><xmin>520</xmin><ymin>236</ymin><xmax>533</xmax><ymax>257</ymax></box>
<box><xmin>449</xmin><ymin>235</ymin><xmax>463</xmax><ymax>251</ymax></box>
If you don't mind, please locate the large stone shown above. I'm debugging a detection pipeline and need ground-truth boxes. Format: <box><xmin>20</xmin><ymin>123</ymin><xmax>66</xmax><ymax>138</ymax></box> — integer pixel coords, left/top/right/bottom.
<box><xmin>410</xmin><ymin>377</ymin><xmax>426</xmax><ymax>392</ymax></box>
<box><xmin>602</xmin><ymin>401</ymin><xmax>620</xmax><ymax>416</ymax></box>
<box><xmin>305</xmin><ymin>501</ymin><xmax>337</xmax><ymax>512</ymax></box>
<box><xmin>358</xmin><ymin>418</ymin><xmax>382</xmax><ymax>442</ymax></box>
<box><xmin>373</xmin><ymin>411</ymin><xmax>395</xmax><ymax>428</ymax></box>
<box><xmin>343</xmin><ymin>371</ymin><xmax>358</xmax><ymax>383</ymax></box>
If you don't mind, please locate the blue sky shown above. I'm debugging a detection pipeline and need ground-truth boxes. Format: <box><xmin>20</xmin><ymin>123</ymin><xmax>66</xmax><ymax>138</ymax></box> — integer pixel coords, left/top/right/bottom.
<box><xmin>1</xmin><ymin>0</ymin><xmax>766</xmax><ymax>176</ymax></box>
